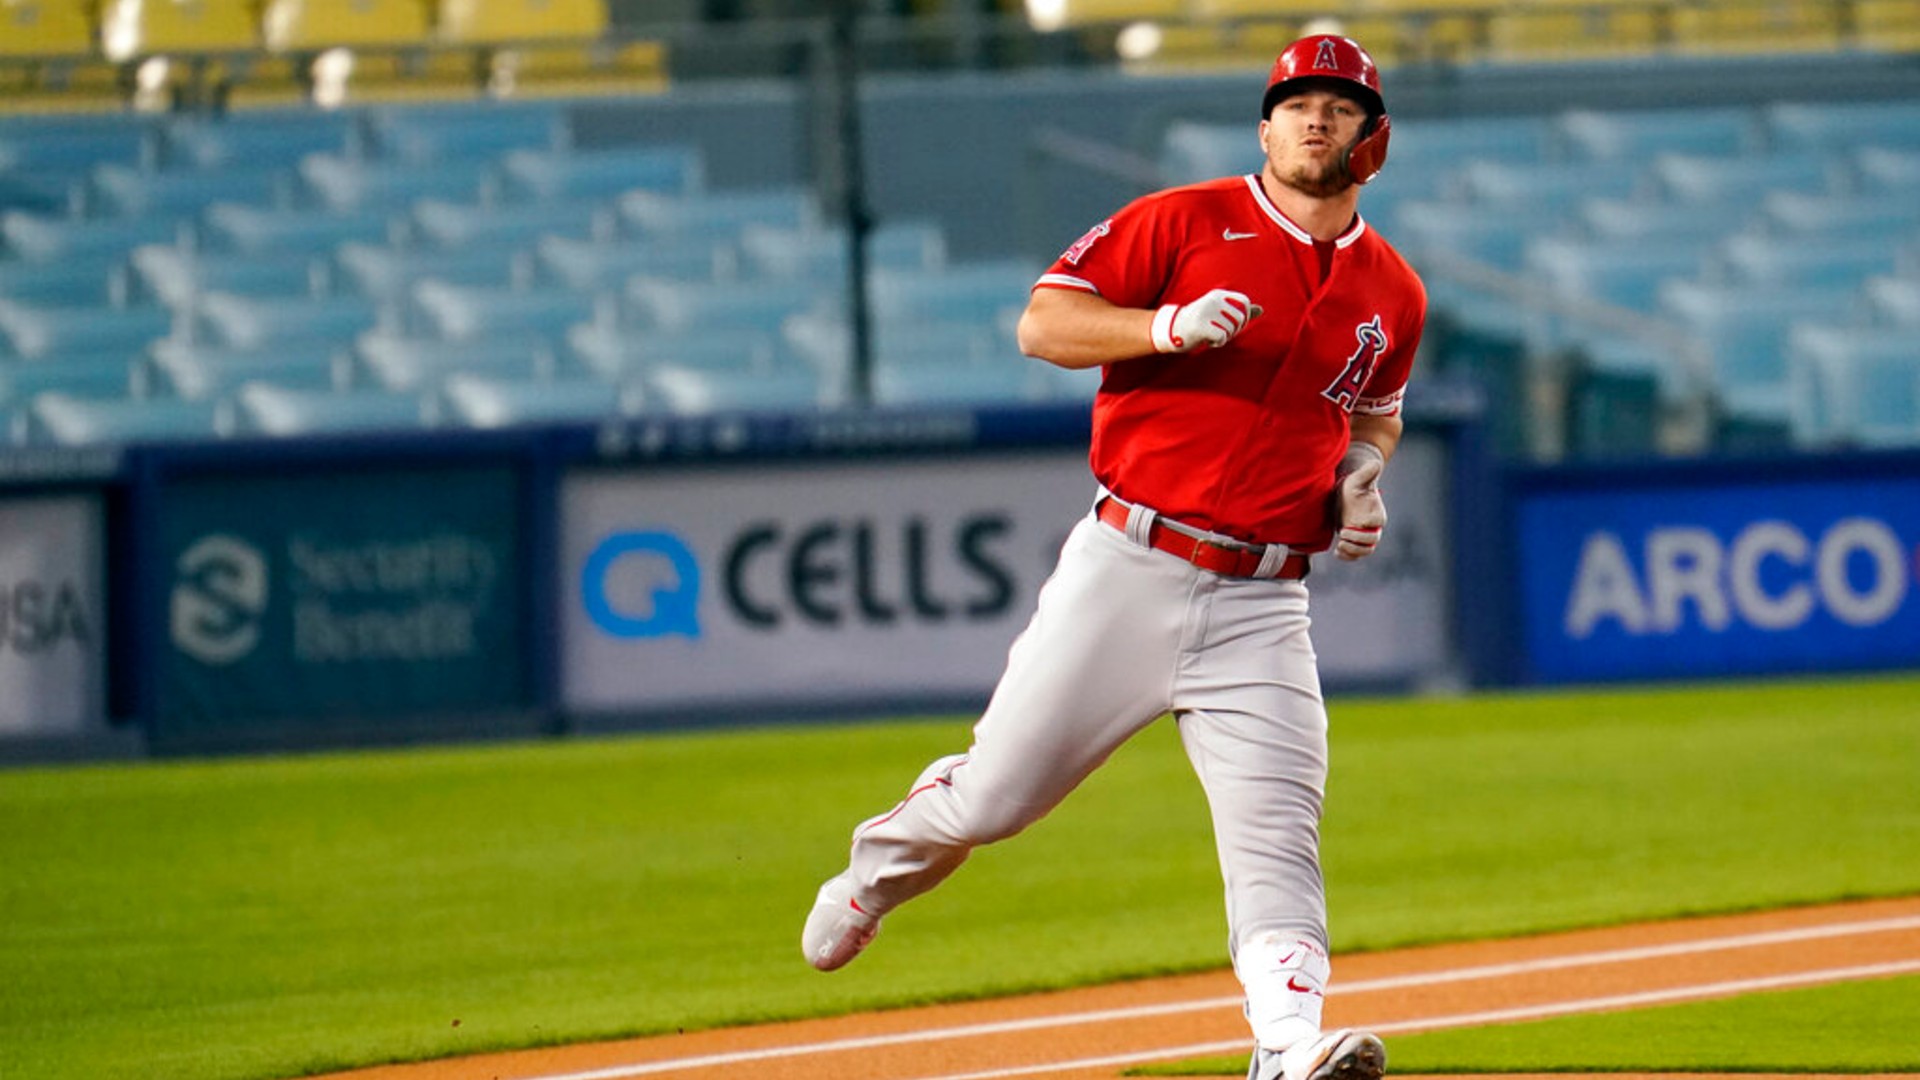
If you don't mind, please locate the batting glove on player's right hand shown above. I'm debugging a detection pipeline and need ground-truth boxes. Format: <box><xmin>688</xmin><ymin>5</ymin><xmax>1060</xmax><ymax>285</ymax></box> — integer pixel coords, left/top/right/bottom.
<box><xmin>1151</xmin><ymin>289</ymin><xmax>1261</xmax><ymax>353</ymax></box>
<box><xmin>1334</xmin><ymin>441</ymin><xmax>1387</xmax><ymax>561</ymax></box>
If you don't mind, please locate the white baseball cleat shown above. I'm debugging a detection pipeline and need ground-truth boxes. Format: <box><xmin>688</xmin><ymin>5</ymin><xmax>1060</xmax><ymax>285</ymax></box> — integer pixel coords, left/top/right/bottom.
<box><xmin>801</xmin><ymin>873</ymin><xmax>880</xmax><ymax>972</ymax></box>
<box><xmin>1246</xmin><ymin>1028</ymin><xmax>1387</xmax><ymax>1080</ymax></box>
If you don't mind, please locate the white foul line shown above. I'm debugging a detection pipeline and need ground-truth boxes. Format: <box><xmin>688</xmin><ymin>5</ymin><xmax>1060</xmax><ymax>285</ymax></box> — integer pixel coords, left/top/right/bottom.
<box><xmin>522</xmin><ymin>914</ymin><xmax>1920</xmax><ymax>1080</ymax></box>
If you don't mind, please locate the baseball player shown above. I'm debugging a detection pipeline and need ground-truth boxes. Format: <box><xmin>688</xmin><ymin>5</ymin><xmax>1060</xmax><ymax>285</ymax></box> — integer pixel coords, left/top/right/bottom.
<box><xmin>802</xmin><ymin>34</ymin><xmax>1423</xmax><ymax>1080</ymax></box>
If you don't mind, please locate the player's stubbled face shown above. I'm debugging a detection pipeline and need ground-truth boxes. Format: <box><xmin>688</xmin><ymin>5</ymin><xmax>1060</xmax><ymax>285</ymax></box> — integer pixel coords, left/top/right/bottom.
<box><xmin>1261</xmin><ymin>88</ymin><xmax>1368</xmax><ymax>197</ymax></box>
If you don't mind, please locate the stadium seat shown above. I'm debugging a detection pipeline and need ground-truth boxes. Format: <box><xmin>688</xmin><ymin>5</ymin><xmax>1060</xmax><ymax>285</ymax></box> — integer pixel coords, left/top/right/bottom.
<box><xmin>25</xmin><ymin>391</ymin><xmax>229</xmax><ymax>446</ymax></box>
<box><xmin>0</xmin><ymin>0</ymin><xmax>95</xmax><ymax>59</ymax></box>
<box><xmin>563</xmin><ymin>323</ymin><xmax>781</xmax><ymax>381</ymax></box>
<box><xmin>1485</xmin><ymin>8</ymin><xmax>1662</xmax><ymax>64</ymax></box>
<box><xmin>869</xmin><ymin>260</ymin><xmax>1042</xmax><ymax>324</ymax></box>
<box><xmin>1658</xmin><ymin>280</ymin><xmax>1865</xmax><ymax>419</ymax></box>
<box><xmin>0</xmin><ymin>253</ymin><xmax>130</xmax><ymax>307</ymax></box>
<box><xmin>497</xmin><ymin>145</ymin><xmax>703</xmax><ymax>203</ymax></box>
<box><xmin>89</xmin><ymin>163</ymin><xmax>291</xmax><ymax>218</ymax></box>
<box><xmin>438</xmin><ymin>371</ymin><xmax>628</xmax><ymax>429</ymax></box>
<box><xmin>1761</xmin><ymin>191</ymin><xmax>1920</xmax><ymax>238</ymax></box>
<box><xmin>643</xmin><ymin>362</ymin><xmax>831</xmax><ymax>413</ymax></box>
<box><xmin>433</xmin><ymin>0</ymin><xmax>607</xmax><ymax>43</ymax></box>
<box><xmin>97</xmin><ymin>0</ymin><xmax>259</xmax><ymax>57</ymax></box>
<box><xmin>356</xmin><ymin>331</ymin><xmax>556</xmax><ymax>390</ymax></box>
<box><xmin>161</xmin><ymin>114</ymin><xmax>362</xmax><ymax>171</ymax></box>
<box><xmin>486</xmin><ymin>40</ymin><xmax>668</xmax><ymax>100</ymax></box>
<box><xmin>298</xmin><ymin>154</ymin><xmax>491</xmax><ymax>212</ymax></box>
<box><xmin>1576</xmin><ymin>195</ymin><xmax>1760</xmax><ymax>242</ymax></box>
<box><xmin>0</xmin><ymin>355</ymin><xmax>143</xmax><ymax>403</ymax></box>
<box><xmin>367</xmin><ymin>104</ymin><xmax>567</xmax><ymax>165</ymax></box>
<box><xmin>1650</xmin><ymin>151</ymin><xmax>1839</xmax><ymax>203</ymax></box>
<box><xmin>1786</xmin><ymin>323</ymin><xmax>1920</xmax><ymax>447</ymax></box>
<box><xmin>1855</xmin><ymin>0</ymin><xmax>1920</xmax><ymax>50</ymax></box>
<box><xmin>0</xmin><ymin>299</ymin><xmax>174</xmax><ymax>360</ymax></box>
<box><xmin>1669</xmin><ymin>0</ymin><xmax>1845</xmax><ymax>55</ymax></box>
<box><xmin>1857</xmin><ymin>147</ymin><xmax>1920</xmax><ymax>192</ymax></box>
<box><xmin>259</xmin><ymin>0</ymin><xmax>431</xmax><ymax>51</ymax></box>
<box><xmin>1448</xmin><ymin>159</ymin><xmax>1645</xmax><ymax>212</ymax></box>
<box><xmin>1557</xmin><ymin>107</ymin><xmax>1762</xmax><ymax>161</ymax></box>
<box><xmin>202</xmin><ymin>203</ymin><xmax>397</xmax><ymax>254</ymax></box>
<box><xmin>533</xmin><ymin>234</ymin><xmax>733</xmax><ymax>291</ymax></box>
<box><xmin>737</xmin><ymin>221</ymin><xmax>946</xmax><ymax>280</ymax></box>
<box><xmin>1718</xmin><ymin>233</ymin><xmax>1903</xmax><ymax>288</ymax></box>
<box><xmin>412</xmin><ymin>280</ymin><xmax>604</xmax><ymax>340</ymax></box>
<box><xmin>195</xmin><ymin>292</ymin><xmax>387</xmax><ymax>349</ymax></box>
<box><xmin>1865</xmin><ymin>276</ymin><xmax>1920</xmax><ymax>325</ymax></box>
<box><xmin>333</xmin><ymin>241</ymin><xmax>522</xmax><ymax>298</ymax></box>
<box><xmin>1523</xmin><ymin>236</ymin><xmax>1708</xmax><ymax>312</ymax></box>
<box><xmin>874</xmin><ymin>361</ymin><xmax>1050</xmax><ymax>408</ymax></box>
<box><xmin>410</xmin><ymin>197</ymin><xmax>612</xmax><ymax>248</ymax></box>
<box><xmin>2</xmin><ymin>211</ymin><xmax>188</xmax><ymax>261</ymax></box>
<box><xmin>1390</xmin><ymin>200</ymin><xmax>1555</xmax><ymax>272</ymax></box>
<box><xmin>1764</xmin><ymin>100</ymin><xmax>1920</xmax><ymax>152</ymax></box>
<box><xmin>128</xmin><ymin>246</ymin><xmax>324</xmax><ymax>308</ymax></box>
<box><xmin>625</xmin><ymin>276</ymin><xmax>833</xmax><ymax>335</ymax></box>
<box><xmin>617</xmin><ymin>188</ymin><xmax>818</xmax><ymax>241</ymax></box>
<box><xmin>231</xmin><ymin>381</ymin><xmax>431</xmax><ymax>437</ymax></box>
<box><xmin>0</xmin><ymin>122</ymin><xmax>154</xmax><ymax>173</ymax></box>
<box><xmin>147</xmin><ymin>340</ymin><xmax>348</xmax><ymax>399</ymax></box>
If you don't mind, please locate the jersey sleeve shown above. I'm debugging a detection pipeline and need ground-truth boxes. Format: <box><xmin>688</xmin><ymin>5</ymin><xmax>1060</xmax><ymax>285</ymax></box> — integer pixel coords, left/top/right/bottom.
<box><xmin>1353</xmin><ymin>273</ymin><xmax>1427</xmax><ymax>417</ymax></box>
<box><xmin>1033</xmin><ymin>193</ymin><xmax>1174</xmax><ymax>308</ymax></box>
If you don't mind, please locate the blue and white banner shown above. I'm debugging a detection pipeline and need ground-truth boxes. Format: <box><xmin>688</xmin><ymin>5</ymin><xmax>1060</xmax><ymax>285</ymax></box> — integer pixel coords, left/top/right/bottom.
<box><xmin>1518</xmin><ymin>475</ymin><xmax>1920</xmax><ymax>682</ymax></box>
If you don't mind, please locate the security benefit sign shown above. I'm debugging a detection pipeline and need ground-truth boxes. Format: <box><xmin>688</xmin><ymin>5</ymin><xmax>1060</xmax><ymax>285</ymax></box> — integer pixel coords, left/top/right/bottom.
<box><xmin>1518</xmin><ymin>474</ymin><xmax>1920</xmax><ymax>682</ymax></box>
<box><xmin>561</xmin><ymin>453</ymin><xmax>1093</xmax><ymax>714</ymax></box>
<box><xmin>0</xmin><ymin>496</ymin><xmax>105</xmax><ymax>734</ymax></box>
<box><xmin>160</xmin><ymin>468</ymin><xmax>524</xmax><ymax>726</ymax></box>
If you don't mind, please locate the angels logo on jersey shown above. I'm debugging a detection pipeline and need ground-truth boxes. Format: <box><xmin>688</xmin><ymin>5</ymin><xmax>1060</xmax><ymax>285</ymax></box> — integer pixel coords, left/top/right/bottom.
<box><xmin>1322</xmin><ymin>315</ymin><xmax>1388</xmax><ymax>412</ymax></box>
<box><xmin>1061</xmin><ymin>220</ymin><xmax>1111</xmax><ymax>266</ymax></box>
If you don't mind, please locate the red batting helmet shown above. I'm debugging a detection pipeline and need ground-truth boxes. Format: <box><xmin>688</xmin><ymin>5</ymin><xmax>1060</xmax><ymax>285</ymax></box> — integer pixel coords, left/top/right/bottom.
<box><xmin>1261</xmin><ymin>34</ymin><xmax>1392</xmax><ymax>185</ymax></box>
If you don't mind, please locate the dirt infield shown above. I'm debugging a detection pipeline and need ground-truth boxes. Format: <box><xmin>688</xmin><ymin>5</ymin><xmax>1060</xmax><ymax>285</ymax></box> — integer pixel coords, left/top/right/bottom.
<box><xmin>320</xmin><ymin>896</ymin><xmax>1920</xmax><ymax>1080</ymax></box>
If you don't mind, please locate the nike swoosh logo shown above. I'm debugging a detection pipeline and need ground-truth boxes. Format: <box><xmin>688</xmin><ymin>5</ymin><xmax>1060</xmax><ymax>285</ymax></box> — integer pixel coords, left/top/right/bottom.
<box><xmin>1287</xmin><ymin>975</ymin><xmax>1324</xmax><ymax>995</ymax></box>
<box><xmin>1223</xmin><ymin>229</ymin><xmax>1258</xmax><ymax>241</ymax></box>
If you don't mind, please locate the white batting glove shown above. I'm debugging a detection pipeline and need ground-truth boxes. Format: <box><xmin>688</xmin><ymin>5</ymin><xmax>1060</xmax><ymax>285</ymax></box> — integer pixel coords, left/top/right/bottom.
<box><xmin>1334</xmin><ymin>441</ymin><xmax>1387</xmax><ymax>561</ymax></box>
<box><xmin>1151</xmin><ymin>289</ymin><xmax>1260</xmax><ymax>353</ymax></box>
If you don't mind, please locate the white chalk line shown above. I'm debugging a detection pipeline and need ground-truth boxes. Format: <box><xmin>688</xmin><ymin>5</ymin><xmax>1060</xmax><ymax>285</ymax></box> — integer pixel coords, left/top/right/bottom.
<box><xmin>523</xmin><ymin>913</ymin><xmax>1920</xmax><ymax>1080</ymax></box>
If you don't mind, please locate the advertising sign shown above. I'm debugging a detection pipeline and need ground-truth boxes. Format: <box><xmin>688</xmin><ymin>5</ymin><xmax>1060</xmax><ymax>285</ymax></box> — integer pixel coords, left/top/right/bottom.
<box><xmin>0</xmin><ymin>496</ymin><xmax>105</xmax><ymax>734</ymax></box>
<box><xmin>561</xmin><ymin>439</ymin><xmax>1456</xmax><ymax>717</ymax></box>
<box><xmin>159</xmin><ymin>467</ymin><xmax>524</xmax><ymax>727</ymax></box>
<box><xmin>1517</xmin><ymin>474</ymin><xmax>1920</xmax><ymax>682</ymax></box>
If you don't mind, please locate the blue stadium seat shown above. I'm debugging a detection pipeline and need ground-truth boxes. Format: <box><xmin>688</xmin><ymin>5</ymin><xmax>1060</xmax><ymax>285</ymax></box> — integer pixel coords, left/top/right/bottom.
<box><xmin>1658</xmin><ymin>280</ymin><xmax>1865</xmax><ymax>418</ymax></box>
<box><xmin>438</xmin><ymin>372</ymin><xmax>628</xmax><ymax>429</ymax></box>
<box><xmin>737</xmin><ymin>221</ymin><xmax>947</xmax><ymax>280</ymax></box>
<box><xmin>1857</xmin><ymin>147</ymin><xmax>1920</xmax><ymax>192</ymax></box>
<box><xmin>1761</xmin><ymin>191</ymin><xmax>1920</xmax><ymax>238</ymax></box>
<box><xmin>128</xmin><ymin>246</ymin><xmax>324</xmax><ymax>309</ymax></box>
<box><xmin>88</xmin><ymin>163</ymin><xmax>291</xmax><ymax>218</ymax></box>
<box><xmin>1576</xmin><ymin>195</ymin><xmax>1760</xmax><ymax>242</ymax></box>
<box><xmin>0</xmin><ymin>253</ymin><xmax>129</xmax><ymax>307</ymax></box>
<box><xmin>147</xmin><ymin>340</ymin><xmax>349</xmax><ymax>399</ymax></box>
<box><xmin>874</xmin><ymin>360</ymin><xmax>1050</xmax><ymax>407</ymax></box>
<box><xmin>195</xmin><ymin>292</ymin><xmax>387</xmax><ymax>349</ymax></box>
<box><xmin>869</xmin><ymin>259</ymin><xmax>1041</xmax><ymax>324</ymax></box>
<box><xmin>1787</xmin><ymin>324</ymin><xmax>1920</xmax><ymax>447</ymax></box>
<box><xmin>1376</xmin><ymin>114</ymin><xmax>1560</xmax><ymax>172</ymax></box>
<box><xmin>1158</xmin><ymin>122</ymin><xmax>1258</xmax><ymax>185</ymax></box>
<box><xmin>0</xmin><ymin>356</ymin><xmax>143</xmax><ymax>401</ymax></box>
<box><xmin>625</xmin><ymin>275</ymin><xmax>833</xmax><ymax>334</ymax></box>
<box><xmin>617</xmin><ymin>188</ymin><xmax>818</xmax><ymax>241</ymax></box>
<box><xmin>1523</xmin><ymin>237</ymin><xmax>1708</xmax><ymax>311</ymax></box>
<box><xmin>533</xmin><ymin>234</ymin><xmax>733</xmax><ymax>290</ymax></box>
<box><xmin>2</xmin><ymin>211</ymin><xmax>189</xmax><ymax>261</ymax></box>
<box><xmin>784</xmin><ymin>314</ymin><xmax>993</xmax><ymax>378</ymax></box>
<box><xmin>497</xmin><ymin>145</ymin><xmax>703</xmax><ymax>202</ymax></box>
<box><xmin>231</xmin><ymin>382</ymin><xmax>430</xmax><ymax>437</ymax></box>
<box><xmin>356</xmin><ymin>331</ymin><xmax>556</xmax><ymax>390</ymax></box>
<box><xmin>1718</xmin><ymin>233</ymin><xmax>1903</xmax><ymax>287</ymax></box>
<box><xmin>24</xmin><ymin>392</ymin><xmax>228</xmax><ymax>446</ymax></box>
<box><xmin>1557</xmin><ymin>106</ymin><xmax>1762</xmax><ymax>161</ymax></box>
<box><xmin>1650</xmin><ymin>152</ymin><xmax>1840</xmax><ymax>203</ymax></box>
<box><xmin>1390</xmin><ymin>200</ymin><xmax>1555</xmax><ymax>272</ymax></box>
<box><xmin>0</xmin><ymin>124</ymin><xmax>154</xmax><ymax>173</ymax></box>
<box><xmin>298</xmin><ymin>154</ymin><xmax>492</xmax><ymax>212</ymax></box>
<box><xmin>333</xmin><ymin>242</ymin><xmax>523</xmax><ymax>298</ymax></box>
<box><xmin>367</xmin><ymin>104</ymin><xmax>566</xmax><ymax>165</ymax></box>
<box><xmin>643</xmin><ymin>362</ymin><xmax>831</xmax><ymax>413</ymax></box>
<box><xmin>564</xmin><ymin>323</ymin><xmax>781</xmax><ymax>381</ymax></box>
<box><xmin>1865</xmin><ymin>276</ymin><xmax>1920</xmax><ymax>325</ymax></box>
<box><xmin>0</xmin><ymin>299</ymin><xmax>174</xmax><ymax>360</ymax></box>
<box><xmin>202</xmin><ymin>203</ymin><xmax>396</xmax><ymax>254</ymax></box>
<box><xmin>412</xmin><ymin>281</ymin><xmax>603</xmax><ymax>340</ymax></box>
<box><xmin>410</xmin><ymin>197</ymin><xmax>612</xmax><ymax>248</ymax></box>
<box><xmin>1764</xmin><ymin>100</ymin><xmax>1920</xmax><ymax>153</ymax></box>
<box><xmin>162</xmin><ymin>114</ymin><xmax>361</xmax><ymax>170</ymax></box>
<box><xmin>1448</xmin><ymin>159</ymin><xmax>1644</xmax><ymax>211</ymax></box>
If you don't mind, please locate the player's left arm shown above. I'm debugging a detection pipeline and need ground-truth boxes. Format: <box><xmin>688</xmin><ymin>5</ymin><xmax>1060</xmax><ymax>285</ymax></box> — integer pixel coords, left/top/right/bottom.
<box><xmin>1333</xmin><ymin>413</ymin><xmax>1399</xmax><ymax>562</ymax></box>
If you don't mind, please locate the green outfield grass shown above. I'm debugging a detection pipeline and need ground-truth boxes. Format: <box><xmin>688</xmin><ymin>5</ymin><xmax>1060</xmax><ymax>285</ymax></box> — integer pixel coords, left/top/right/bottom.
<box><xmin>2</xmin><ymin>673</ymin><xmax>1918</xmax><ymax>1080</ymax></box>
<box><xmin>1142</xmin><ymin>974</ymin><xmax>1920</xmax><ymax>1075</ymax></box>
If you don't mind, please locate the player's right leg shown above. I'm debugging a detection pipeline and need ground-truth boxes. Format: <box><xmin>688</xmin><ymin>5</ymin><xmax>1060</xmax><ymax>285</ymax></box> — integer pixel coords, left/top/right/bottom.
<box><xmin>802</xmin><ymin>513</ymin><xmax>1188</xmax><ymax>971</ymax></box>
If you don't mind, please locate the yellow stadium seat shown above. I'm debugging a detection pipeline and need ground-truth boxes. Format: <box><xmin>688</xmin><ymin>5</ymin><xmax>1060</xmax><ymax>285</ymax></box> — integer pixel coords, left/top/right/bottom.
<box><xmin>1670</xmin><ymin>0</ymin><xmax>1845</xmax><ymax>54</ymax></box>
<box><xmin>321</xmin><ymin>47</ymin><xmax>481</xmax><ymax>103</ymax></box>
<box><xmin>0</xmin><ymin>0</ymin><xmax>94</xmax><ymax>58</ymax></box>
<box><xmin>260</xmin><ymin>0</ymin><xmax>432</xmax><ymax>51</ymax></box>
<box><xmin>214</xmin><ymin>53</ymin><xmax>312</xmax><ymax>108</ymax></box>
<box><xmin>1192</xmin><ymin>0</ymin><xmax>1336</xmax><ymax>19</ymax></box>
<box><xmin>1854</xmin><ymin>0</ymin><xmax>1920</xmax><ymax>50</ymax></box>
<box><xmin>1488</xmin><ymin>6</ymin><xmax>1663</xmax><ymax>62</ymax></box>
<box><xmin>434</xmin><ymin>0</ymin><xmax>606</xmax><ymax>44</ymax></box>
<box><xmin>487</xmin><ymin>38</ymin><xmax>667</xmax><ymax>98</ymax></box>
<box><xmin>98</xmin><ymin>0</ymin><xmax>259</xmax><ymax>58</ymax></box>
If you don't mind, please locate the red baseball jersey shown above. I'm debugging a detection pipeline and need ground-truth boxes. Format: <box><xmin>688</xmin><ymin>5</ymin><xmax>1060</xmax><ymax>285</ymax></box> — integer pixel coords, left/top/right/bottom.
<box><xmin>1036</xmin><ymin>174</ymin><xmax>1427</xmax><ymax>551</ymax></box>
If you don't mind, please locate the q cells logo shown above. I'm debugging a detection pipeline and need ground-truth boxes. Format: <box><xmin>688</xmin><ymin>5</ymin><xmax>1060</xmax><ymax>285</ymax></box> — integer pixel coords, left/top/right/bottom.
<box><xmin>171</xmin><ymin>534</ymin><xmax>269</xmax><ymax>665</ymax></box>
<box><xmin>581</xmin><ymin>530</ymin><xmax>702</xmax><ymax>639</ymax></box>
